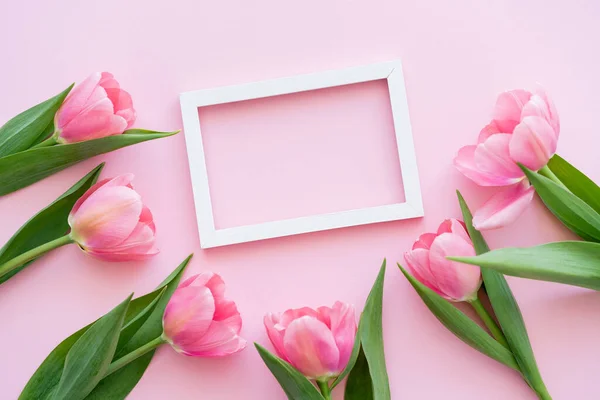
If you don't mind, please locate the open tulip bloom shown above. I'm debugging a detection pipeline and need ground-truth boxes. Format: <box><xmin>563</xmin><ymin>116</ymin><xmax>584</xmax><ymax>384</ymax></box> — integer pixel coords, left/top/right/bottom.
<box><xmin>0</xmin><ymin>173</ymin><xmax>158</xmax><ymax>282</ymax></box>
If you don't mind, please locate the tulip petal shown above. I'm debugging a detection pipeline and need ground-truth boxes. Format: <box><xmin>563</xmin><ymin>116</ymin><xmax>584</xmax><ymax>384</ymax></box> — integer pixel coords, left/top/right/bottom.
<box><xmin>264</xmin><ymin>313</ymin><xmax>288</xmax><ymax>361</ymax></box>
<box><xmin>492</xmin><ymin>89</ymin><xmax>532</xmax><ymax>132</ymax></box>
<box><xmin>99</xmin><ymin>72</ymin><xmax>120</xmax><ymax>89</ymax></box>
<box><xmin>472</xmin><ymin>182</ymin><xmax>535</xmax><ymax>231</ymax></box>
<box><xmin>437</xmin><ymin>218</ymin><xmax>470</xmax><ymax>244</ymax></box>
<box><xmin>280</xmin><ymin>307</ymin><xmax>319</xmax><ymax>328</ymax></box>
<box><xmin>316</xmin><ymin>306</ymin><xmax>332</xmax><ymax>328</ymax></box>
<box><xmin>69</xmin><ymin>185</ymin><xmax>142</xmax><ymax>248</ymax></box>
<box><xmin>105</xmin><ymin>88</ymin><xmax>136</xmax><ymax>128</ymax></box>
<box><xmin>68</xmin><ymin>178</ymin><xmax>111</xmax><ymax>220</ymax></box>
<box><xmin>473</xmin><ymin>134</ymin><xmax>524</xmax><ymax>185</ymax></box>
<box><xmin>428</xmin><ymin>233</ymin><xmax>481</xmax><ymax>302</ymax></box>
<box><xmin>454</xmin><ymin>144</ymin><xmax>520</xmax><ymax>186</ymax></box>
<box><xmin>404</xmin><ymin>248</ymin><xmax>443</xmax><ymax>296</ymax></box>
<box><xmin>521</xmin><ymin>88</ymin><xmax>560</xmax><ymax>136</ymax></box>
<box><xmin>477</xmin><ymin>120</ymin><xmax>503</xmax><ymax>143</ymax></box>
<box><xmin>178</xmin><ymin>318</ymin><xmax>246</xmax><ymax>357</ymax></box>
<box><xmin>56</xmin><ymin>72</ymin><xmax>103</xmax><ymax>129</ymax></box>
<box><xmin>59</xmin><ymin>107</ymin><xmax>128</xmax><ymax>143</ymax></box>
<box><xmin>412</xmin><ymin>232</ymin><xmax>437</xmax><ymax>250</ymax></box>
<box><xmin>283</xmin><ymin>316</ymin><xmax>340</xmax><ymax>379</ymax></box>
<box><xmin>85</xmin><ymin>245</ymin><xmax>159</xmax><ymax>262</ymax></box>
<box><xmin>509</xmin><ymin>116</ymin><xmax>557</xmax><ymax>171</ymax></box>
<box><xmin>204</xmin><ymin>273</ymin><xmax>242</xmax><ymax>334</ymax></box>
<box><xmin>329</xmin><ymin>302</ymin><xmax>357</xmax><ymax>371</ymax></box>
<box><xmin>163</xmin><ymin>286</ymin><xmax>215</xmax><ymax>348</ymax></box>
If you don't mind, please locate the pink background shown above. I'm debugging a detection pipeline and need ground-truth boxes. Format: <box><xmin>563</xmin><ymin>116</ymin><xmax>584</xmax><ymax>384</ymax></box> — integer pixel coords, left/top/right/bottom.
<box><xmin>0</xmin><ymin>0</ymin><xmax>599</xmax><ymax>399</ymax></box>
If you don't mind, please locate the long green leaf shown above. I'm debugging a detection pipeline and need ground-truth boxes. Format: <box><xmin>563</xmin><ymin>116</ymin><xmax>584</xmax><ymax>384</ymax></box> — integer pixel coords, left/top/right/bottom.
<box><xmin>84</xmin><ymin>255</ymin><xmax>192</xmax><ymax>400</ymax></box>
<box><xmin>52</xmin><ymin>295</ymin><xmax>132</xmax><ymax>400</ymax></box>
<box><xmin>255</xmin><ymin>344</ymin><xmax>324</xmax><ymax>400</ymax></box>
<box><xmin>548</xmin><ymin>154</ymin><xmax>600</xmax><ymax>214</ymax></box>
<box><xmin>0</xmin><ymin>85</ymin><xmax>73</xmax><ymax>157</ymax></box>
<box><xmin>346</xmin><ymin>260</ymin><xmax>391</xmax><ymax>400</ymax></box>
<box><xmin>19</xmin><ymin>257</ymin><xmax>191</xmax><ymax>400</ymax></box>
<box><xmin>398</xmin><ymin>264</ymin><xmax>519</xmax><ymax>370</ymax></box>
<box><xmin>344</xmin><ymin>347</ymin><xmax>373</xmax><ymax>400</ymax></box>
<box><xmin>457</xmin><ymin>191</ymin><xmax>550</xmax><ymax>398</ymax></box>
<box><xmin>522</xmin><ymin>165</ymin><xmax>600</xmax><ymax>242</ymax></box>
<box><xmin>0</xmin><ymin>129</ymin><xmax>178</xmax><ymax>196</ymax></box>
<box><xmin>451</xmin><ymin>241</ymin><xmax>600</xmax><ymax>291</ymax></box>
<box><xmin>0</xmin><ymin>163</ymin><xmax>103</xmax><ymax>284</ymax></box>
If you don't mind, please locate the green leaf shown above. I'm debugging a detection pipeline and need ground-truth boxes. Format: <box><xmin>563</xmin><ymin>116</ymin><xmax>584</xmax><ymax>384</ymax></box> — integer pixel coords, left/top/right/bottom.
<box><xmin>0</xmin><ymin>163</ymin><xmax>103</xmax><ymax>284</ymax></box>
<box><xmin>346</xmin><ymin>260</ymin><xmax>391</xmax><ymax>400</ymax></box>
<box><xmin>548</xmin><ymin>154</ymin><xmax>600</xmax><ymax>214</ymax></box>
<box><xmin>255</xmin><ymin>344</ymin><xmax>325</xmax><ymax>400</ymax></box>
<box><xmin>19</xmin><ymin>257</ymin><xmax>191</xmax><ymax>400</ymax></box>
<box><xmin>450</xmin><ymin>241</ymin><xmax>600</xmax><ymax>291</ymax></box>
<box><xmin>0</xmin><ymin>129</ymin><xmax>178</xmax><ymax>196</ymax></box>
<box><xmin>52</xmin><ymin>294</ymin><xmax>132</xmax><ymax>400</ymax></box>
<box><xmin>457</xmin><ymin>191</ymin><xmax>551</xmax><ymax>398</ymax></box>
<box><xmin>398</xmin><ymin>264</ymin><xmax>519</xmax><ymax>370</ymax></box>
<box><xmin>344</xmin><ymin>347</ymin><xmax>373</xmax><ymax>400</ymax></box>
<box><xmin>0</xmin><ymin>85</ymin><xmax>73</xmax><ymax>157</ymax></box>
<box><xmin>521</xmin><ymin>164</ymin><xmax>600</xmax><ymax>242</ymax></box>
<box><xmin>330</xmin><ymin>330</ymin><xmax>360</xmax><ymax>389</ymax></box>
<box><xmin>84</xmin><ymin>255</ymin><xmax>192</xmax><ymax>400</ymax></box>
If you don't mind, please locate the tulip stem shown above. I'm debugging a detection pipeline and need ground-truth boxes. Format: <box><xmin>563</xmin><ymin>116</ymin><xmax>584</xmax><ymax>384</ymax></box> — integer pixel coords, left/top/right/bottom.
<box><xmin>538</xmin><ymin>166</ymin><xmax>569</xmax><ymax>191</ymax></box>
<box><xmin>104</xmin><ymin>336</ymin><xmax>166</xmax><ymax>377</ymax></box>
<box><xmin>317</xmin><ymin>380</ymin><xmax>332</xmax><ymax>400</ymax></box>
<box><xmin>0</xmin><ymin>234</ymin><xmax>73</xmax><ymax>279</ymax></box>
<box><xmin>470</xmin><ymin>297</ymin><xmax>509</xmax><ymax>348</ymax></box>
<box><xmin>32</xmin><ymin>136</ymin><xmax>57</xmax><ymax>148</ymax></box>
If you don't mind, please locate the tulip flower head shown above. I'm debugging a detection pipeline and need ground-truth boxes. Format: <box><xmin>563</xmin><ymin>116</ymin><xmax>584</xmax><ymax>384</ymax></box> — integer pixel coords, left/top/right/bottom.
<box><xmin>162</xmin><ymin>272</ymin><xmax>246</xmax><ymax>357</ymax></box>
<box><xmin>54</xmin><ymin>72</ymin><xmax>136</xmax><ymax>144</ymax></box>
<box><xmin>68</xmin><ymin>174</ymin><xmax>158</xmax><ymax>261</ymax></box>
<box><xmin>404</xmin><ymin>219</ymin><xmax>481</xmax><ymax>302</ymax></box>
<box><xmin>454</xmin><ymin>88</ymin><xmax>560</xmax><ymax>230</ymax></box>
<box><xmin>264</xmin><ymin>302</ymin><xmax>357</xmax><ymax>380</ymax></box>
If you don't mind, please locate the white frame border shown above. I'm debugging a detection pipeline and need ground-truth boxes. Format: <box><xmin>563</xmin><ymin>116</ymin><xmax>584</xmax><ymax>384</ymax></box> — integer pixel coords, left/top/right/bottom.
<box><xmin>180</xmin><ymin>60</ymin><xmax>423</xmax><ymax>248</ymax></box>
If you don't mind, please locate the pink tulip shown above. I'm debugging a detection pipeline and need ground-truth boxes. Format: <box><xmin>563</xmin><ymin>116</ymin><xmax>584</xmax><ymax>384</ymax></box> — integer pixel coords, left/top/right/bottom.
<box><xmin>264</xmin><ymin>302</ymin><xmax>357</xmax><ymax>380</ymax></box>
<box><xmin>454</xmin><ymin>88</ymin><xmax>560</xmax><ymax>230</ymax></box>
<box><xmin>404</xmin><ymin>219</ymin><xmax>481</xmax><ymax>302</ymax></box>
<box><xmin>162</xmin><ymin>272</ymin><xmax>246</xmax><ymax>357</ymax></box>
<box><xmin>68</xmin><ymin>174</ymin><xmax>158</xmax><ymax>261</ymax></box>
<box><xmin>54</xmin><ymin>72</ymin><xmax>136</xmax><ymax>143</ymax></box>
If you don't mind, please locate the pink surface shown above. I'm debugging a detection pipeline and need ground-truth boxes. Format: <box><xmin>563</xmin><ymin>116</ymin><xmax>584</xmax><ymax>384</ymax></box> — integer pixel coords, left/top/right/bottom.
<box><xmin>200</xmin><ymin>80</ymin><xmax>404</xmax><ymax>229</ymax></box>
<box><xmin>0</xmin><ymin>1</ymin><xmax>599</xmax><ymax>399</ymax></box>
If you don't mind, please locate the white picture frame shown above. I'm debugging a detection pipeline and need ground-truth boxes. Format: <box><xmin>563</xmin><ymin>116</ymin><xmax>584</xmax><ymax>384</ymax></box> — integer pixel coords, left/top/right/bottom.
<box><xmin>180</xmin><ymin>60</ymin><xmax>423</xmax><ymax>248</ymax></box>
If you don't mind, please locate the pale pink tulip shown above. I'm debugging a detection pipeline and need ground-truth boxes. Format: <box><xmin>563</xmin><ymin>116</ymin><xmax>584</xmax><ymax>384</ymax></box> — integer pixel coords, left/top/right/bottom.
<box><xmin>54</xmin><ymin>72</ymin><xmax>136</xmax><ymax>143</ymax></box>
<box><xmin>68</xmin><ymin>174</ymin><xmax>158</xmax><ymax>261</ymax></box>
<box><xmin>404</xmin><ymin>219</ymin><xmax>481</xmax><ymax>302</ymax></box>
<box><xmin>162</xmin><ymin>272</ymin><xmax>246</xmax><ymax>357</ymax></box>
<box><xmin>454</xmin><ymin>88</ymin><xmax>560</xmax><ymax>230</ymax></box>
<box><xmin>264</xmin><ymin>302</ymin><xmax>357</xmax><ymax>380</ymax></box>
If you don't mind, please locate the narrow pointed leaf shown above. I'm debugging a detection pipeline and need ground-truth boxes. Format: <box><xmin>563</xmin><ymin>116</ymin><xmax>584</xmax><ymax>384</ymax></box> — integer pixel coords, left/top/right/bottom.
<box><xmin>0</xmin><ymin>84</ymin><xmax>73</xmax><ymax>157</ymax></box>
<box><xmin>0</xmin><ymin>163</ymin><xmax>103</xmax><ymax>284</ymax></box>
<box><xmin>19</xmin><ymin>257</ymin><xmax>191</xmax><ymax>400</ymax></box>
<box><xmin>451</xmin><ymin>241</ymin><xmax>600</xmax><ymax>291</ymax></box>
<box><xmin>521</xmin><ymin>164</ymin><xmax>600</xmax><ymax>242</ymax></box>
<box><xmin>84</xmin><ymin>255</ymin><xmax>192</xmax><ymax>400</ymax></box>
<box><xmin>346</xmin><ymin>260</ymin><xmax>391</xmax><ymax>400</ymax></box>
<box><xmin>344</xmin><ymin>347</ymin><xmax>373</xmax><ymax>400</ymax></box>
<box><xmin>52</xmin><ymin>295</ymin><xmax>132</xmax><ymax>400</ymax></box>
<box><xmin>548</xmin><ymin>154</ymin><xmax>600</xmax><ymax>214</ymax></box>
<box><xmin>0</xmin><ymin>129</ymin><xmax>178</xmax><ymax>196</ymax></box>
<box><xmin>399</xmin><ymin>264</ymin><xmax>519</xmax><ymax>370</ymax></box>
<box><xmin>255</xmin><ymin>344</ymin><xmax>324</xmax><ymax>400</ymax></box>
<box><xmin>457</xmin><ymin>191</ymin><xmax>550</xmax><ymax>398</ymax></box>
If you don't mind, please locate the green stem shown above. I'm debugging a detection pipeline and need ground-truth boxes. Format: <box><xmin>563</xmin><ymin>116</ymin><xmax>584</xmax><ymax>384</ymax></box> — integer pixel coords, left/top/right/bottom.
<box><xmin>317</xmin><ymin>380</ymin><xmax>332</xmax><ymax>400</ymax></box>
<box><xmin>533</xmin><ymin>383</ymin><xmax>553</xmax><ymax>400</ymax></box>
<box><xmin>0</xmin><ymin>234</ymin><xmax>73</xmax><ymax>279</ymax></box>
<box><xmin>32</xmin><ymin>135</ymin><xmax>58</xmax><ymax>148</ymax></box>
<box><xmin>104</xmin><ymin>336</ymin><xmax>165</xmax><ymax>377</ymax></box>
<box><xmin>538</xmin><ymin>165</ymin><xmax>569</xmax><ymax>191</ymax></box>
<box><xmin>470</xmin><ymin>297</ymin><xmax>509</xmax><ymax>348</ymax></box>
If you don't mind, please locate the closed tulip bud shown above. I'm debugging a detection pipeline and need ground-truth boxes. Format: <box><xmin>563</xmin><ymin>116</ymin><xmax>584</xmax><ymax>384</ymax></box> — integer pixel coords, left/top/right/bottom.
<box><xmin>54</xmin><ymin>72</ymin><xmax>136</xmax><ymax>144</ymax></box>
<box><xmin>68</xmin><ymin>174</ymin><xmax>158</xmax><ymax>261</ymax></box>
<box><xmin>162</xmin><ymin>272</ymin><xmax>246</xmax><ymax>357</ymax></box>
<box><xmin>404</xmin><ymin>219</ymin><xmax>481</xmax><ymax>302</ymax></box>
<box><xmin>264</xmin><ymin>302</ymin><xmax>357</xmax><ymax>380</ymax></box>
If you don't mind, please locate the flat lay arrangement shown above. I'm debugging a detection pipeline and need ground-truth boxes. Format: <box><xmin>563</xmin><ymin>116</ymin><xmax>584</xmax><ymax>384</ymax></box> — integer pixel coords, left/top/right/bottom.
<box><xmin>2</xmin><ymin>2</ymin><xmax>598</xmax><ymax>399</ymax></box>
